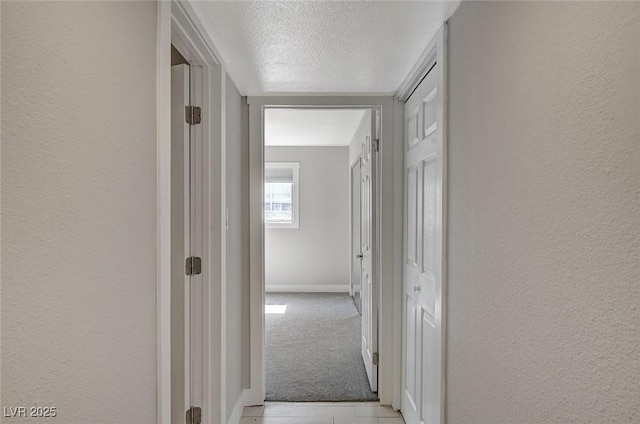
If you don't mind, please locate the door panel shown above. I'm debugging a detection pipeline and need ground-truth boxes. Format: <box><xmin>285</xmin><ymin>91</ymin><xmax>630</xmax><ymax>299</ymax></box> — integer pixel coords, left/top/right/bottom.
<box><xmin>171</xmin><ymin>64</ymin><xmax>190</xmax><ymax>424</ymax></box>
<box><xmin>189</xmin><ymin>66</ymin><xmax>204</xmax><ymax>422</ymax></box>
<box><xmin>421</xmin><ymin>311</ymin><xmax>438</xmax><ymax>424</ymax></box>
<box><xmin>171</xmin><ymin>64</ymin><xmax>205</xmax><ymax>424</ymax></box>
<box><xmin>406</xmin><ymin>165</ymin><xmax>419</xmax><ymax>266</ymax></box>
<box><xmin>361</xmin><ymin>109</ymin><xmax>379</xmax><ymax>392</ymax></box>
<box><xmin>406</xmin><ymin>105</ymin><xmax>420</xmax><ymax>149</ymax></box>
<box><xmin>402</xmin><ymin>27</ymin><xmax>445</xmax><ymax>424</ymax></box>
<box><xmin>421</xmin><ymin>156</ymin><xmax>437</xmax><ymax>275</ymax></box>
<box><xmin>351</xmin><ymin>159</ymin><xmax>362</xmax><ymax>313</ymax></box>
<box><xmin>404</xmin><ymin>295</ymin><xmax>419</xmax><ymax>411</ymax></box>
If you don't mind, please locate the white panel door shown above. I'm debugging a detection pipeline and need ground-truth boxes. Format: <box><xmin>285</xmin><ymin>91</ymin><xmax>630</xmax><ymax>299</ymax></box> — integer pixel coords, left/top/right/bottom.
<box><xmin>171</xmin><ymin>64</ymin><xmax>205</xmax><ymax>424</ymax></box>
<box><xmin>171</xmin><ymin>64</ymin><xmax>191</xmax><ymax>424</ymax></box>
<box><xmin>361</xmin><ymin>109</ymin><xmax>379</xmax><ymax>392</ymax></box>
<box><xmin>402</xmin><ymin>27</ymin><xmax>446</xmax><ymax>424</ymax></box>
<box><xmin>188</xmin><ymin>65</ymin><xmax>205</xmax><ymax>423</ymax></box>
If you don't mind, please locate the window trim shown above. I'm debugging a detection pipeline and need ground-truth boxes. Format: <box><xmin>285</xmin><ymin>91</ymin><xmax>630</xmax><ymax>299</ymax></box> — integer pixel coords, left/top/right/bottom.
<box><xmin>265</xmin><ymin>162</ymin><xmax>300</xmax><ymax>229</ymax></box>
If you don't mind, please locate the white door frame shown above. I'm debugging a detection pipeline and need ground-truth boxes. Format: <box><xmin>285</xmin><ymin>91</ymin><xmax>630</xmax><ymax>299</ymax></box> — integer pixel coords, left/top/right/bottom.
<box><xmin>246</xmin><ymin>97</ymin><xmax>404</xmax><ymax>408</ymax></box>
<box><xmin>157</xmin><ymin>2</ymin><xmax>228</xmax><ymax>423</ymax></box>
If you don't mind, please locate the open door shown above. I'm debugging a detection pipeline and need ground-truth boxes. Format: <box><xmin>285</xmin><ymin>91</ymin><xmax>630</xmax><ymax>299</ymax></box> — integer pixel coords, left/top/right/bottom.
<box><xmin>171</xmin><ymin>64</ymin><xmax>191</xmax><ymax>424</ymax></box>
<box><xmin>361</xmin><ymin>109</ymin><xmax>379</xmax><ymax>392</ymax></box>
<box><xmin>171</xmin><ymin>63</ymin><xmax>204</xmax><ymax>424</ymax></box>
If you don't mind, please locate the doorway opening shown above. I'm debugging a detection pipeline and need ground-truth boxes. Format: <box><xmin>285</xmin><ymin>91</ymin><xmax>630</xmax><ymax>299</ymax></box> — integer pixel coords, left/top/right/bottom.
<box><xmin>262</xmin><ymin>107</ymin><xmax>381</xmax><ymax>402</ymax></box>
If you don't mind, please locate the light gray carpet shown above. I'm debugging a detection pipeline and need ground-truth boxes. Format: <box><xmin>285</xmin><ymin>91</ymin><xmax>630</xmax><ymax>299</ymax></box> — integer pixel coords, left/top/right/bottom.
<box><xmin>265</xmin><ymin>293</ymin><xmax>378</xmax><ymax>402</ymax></box>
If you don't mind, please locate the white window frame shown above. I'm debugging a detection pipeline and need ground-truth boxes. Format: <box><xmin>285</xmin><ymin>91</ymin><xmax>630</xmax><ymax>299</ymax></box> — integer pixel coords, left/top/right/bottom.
<box><xmin>264</xmin><ymin>162</ymin><xmax>300</xmax><ymax>229</ymax></box>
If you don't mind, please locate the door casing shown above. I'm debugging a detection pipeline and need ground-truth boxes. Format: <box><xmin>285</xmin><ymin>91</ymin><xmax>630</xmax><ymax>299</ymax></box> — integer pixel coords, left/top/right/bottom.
<box><xmin>158</xmin><ymin>2</ymin><xmax>229</xmax><ymax>423</ymax></box>
<box><xmin>246</xmin><ymin>98</ymin><xmax>403</xmax><ymax>408</ymax></box>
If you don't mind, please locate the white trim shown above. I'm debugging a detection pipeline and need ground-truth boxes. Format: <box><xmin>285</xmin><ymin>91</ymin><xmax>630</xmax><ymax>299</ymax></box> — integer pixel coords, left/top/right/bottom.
<box><xmin>227</xmin><ymin>389</ymin><xmax>248</xmax><ymax>424</ymax></box>
<box><xmin>440</xmin><ymin>23</ymin><xmax>449</xmax><ymax>424</ymax></box>
<box><xmin>391</xmin><ymin>99</ymin><xmax>404</xmax><ymax>410</ymax></box>
<box><xmin>171</xmin><ymin>1</ymin><xmax>223</xmax><ymax>67</ymax></box>
<box><xmin>246</xmin><ymin>99</ymin><xmax>266</xmax><ymax>407</ymax></box>
<box><xmin>247</xmin><ymin>97</ymin><xmax>403</xmax><ymax>409</ymax></box>
<box><xmin>156</xmin><ymin>2</ymin><xmax>172</xmax><ymax>423</ymax></box>
<box><xmin>159</xmin><ymin>2</ymin><xmax>228</xmax><ymax>423</ymax></box>
<box><xmin>266</xmin><ymin>285</ymin><xmax>350</xmax><ymax>293</ymax></box>
<box><xmin>265</xmin><ymin>162</ymin><xmax>300</xmax><ymax>169</ymax></box>
<box><xmin>394</xmin><ymin>40</ymin><xmax>438</xmax><ymax>103</ymax></box>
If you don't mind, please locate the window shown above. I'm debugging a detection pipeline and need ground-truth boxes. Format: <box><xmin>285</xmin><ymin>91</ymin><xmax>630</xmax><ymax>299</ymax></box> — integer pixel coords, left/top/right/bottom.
<box><xmin>265</xmin><ymin>162</ymin><xmax>300</xmax><ymax>228</ymax></box>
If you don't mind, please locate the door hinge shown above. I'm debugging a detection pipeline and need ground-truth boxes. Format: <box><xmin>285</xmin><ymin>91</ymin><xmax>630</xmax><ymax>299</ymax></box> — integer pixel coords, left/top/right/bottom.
<box><xmin>186</xmin><ymin>406</ymin><xmax>201</xmax><ymax>424</ymax></box>
<box><xmin>185</xmin><ymin>256</ymin><xmax>202</xmax><ymax>276</ymax></box>
<box><xmin>373</xmin><ymin>138</ymin><xmax>380</xmax><ymax>153</ymax></box>
<box><xmin>373</xmin><ymin>352</ymin><xmax>379</xmax><ymax>366</ymax></box>
<box><xmin>185</xmin><ymin>105</ymin><xmax>202</xmax><ymax>125</ymax></box>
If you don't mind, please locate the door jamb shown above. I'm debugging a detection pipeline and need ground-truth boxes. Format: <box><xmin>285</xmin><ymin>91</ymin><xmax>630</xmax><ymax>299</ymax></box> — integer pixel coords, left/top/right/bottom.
<box><xmin>246</xmin><ymin>98</ymin><xmax>401</xmax><ymax>408</ymax></box>
<box><xmin>157</xmin><ymin>2</ymin><xmax>228</xmax><ymax>423</ymax></box>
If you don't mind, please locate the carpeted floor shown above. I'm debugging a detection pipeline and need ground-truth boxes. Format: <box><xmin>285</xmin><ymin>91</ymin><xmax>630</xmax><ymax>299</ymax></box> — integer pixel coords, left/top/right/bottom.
<box><xmin>265</xmin><ymin>293</ymin><xmax>378</xmax><ymax>402</ymax></box>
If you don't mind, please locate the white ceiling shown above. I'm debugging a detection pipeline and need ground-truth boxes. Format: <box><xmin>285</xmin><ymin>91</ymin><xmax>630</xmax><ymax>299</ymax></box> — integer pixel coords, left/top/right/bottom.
<box><xmin>265</xmin><ymin>109</ymin><xmax>368</xmax><ymax>147</ymax></box>
<box><xmin>190</xmin><ymin>1</ymin><xmax>460</xmax><ymax>96</ymax></box>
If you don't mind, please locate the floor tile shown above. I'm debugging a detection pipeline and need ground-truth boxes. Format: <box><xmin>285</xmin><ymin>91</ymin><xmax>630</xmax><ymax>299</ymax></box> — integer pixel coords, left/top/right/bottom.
<box><xmin>242</xmin><ymin>406</ymin><xmax>265</xmax><ymax>417</ymax></box>
<box><xmin>240</xmin><ymin>418</ymin><xmax>333</xmax><ymax>424</ymax></box>
<box><xmin>307</xmin><ymin>402</ymin><xmax>377</xmax><ymax>407</ymax></box>
<box><xmin>262</xmin><ymin>404</ymin><xmax>356</xmax><ymax>417</ymax></box>
<box><xmin>334</xmin><ymin>418</ymin><xmax>379</xmax><ymax>424</ymax></box>
<box><xmin>354</xmin><ymin>405</ymin><xmax>399</xmax><ymax>418</ymax></box>
<box><xmin>240</xmin><ymin>402</ymin><xmax>405</xmax><ymax>423</ymax></box>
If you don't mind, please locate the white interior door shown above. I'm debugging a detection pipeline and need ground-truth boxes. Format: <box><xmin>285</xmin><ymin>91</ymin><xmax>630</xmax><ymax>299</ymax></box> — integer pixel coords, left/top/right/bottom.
<box><xmin>351</xmin><ymin>158</ymin><xmax>362</xmax><ymax>314</ymax></box>
<box><xmin>402</xmin><ymin>28</ymin><xmax>446</xmax><ymax>424</ymax></box>
<box><xmin>361</xmin><ymin>109</ymin><xmax>379</xmax><ymax>392</ymax></box>
<box><xmin>188</xmin><ymin>65</ymin><xmax>205</xmax><ymax>424</ymax></box>
<box><xmin>171</xmin><ymin>63</ymin><xmax>205</xmax><ymax>424</ymax></box>
<box><xmin>171</xmin><ymin>64</ymin><xmax>191</xmax><ymax>424</ymax></box>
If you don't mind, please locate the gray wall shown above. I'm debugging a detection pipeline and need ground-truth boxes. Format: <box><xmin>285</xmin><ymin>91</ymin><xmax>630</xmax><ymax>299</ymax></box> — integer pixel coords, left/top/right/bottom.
<box><xmin>446</xmin><ymin>2</ymin><xmax>640</xmax><ymax>423</ymax></box>
<box><xmin>225</xmin><ymin>75</ymin><xmax>250</xmax><ymax>417</ymax></box>
<box><xmin>265</xmin><ymin>147</ymin><xmax>350</xmax><ymax>290</ymax></box>
<box><xmin>1</xmin><ymin>1</ymin><xmax>157</xmax><ymax>422</ymax></box>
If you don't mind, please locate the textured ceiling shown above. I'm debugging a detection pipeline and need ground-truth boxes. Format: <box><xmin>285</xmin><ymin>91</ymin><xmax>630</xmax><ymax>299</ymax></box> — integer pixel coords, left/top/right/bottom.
<box><xmin>190</xmin><ymin>1</ymin><xmax>460</xmax><ymax>96</ymax></box>
<box><xmin>265</xmin><ymin>108</ymin><xmax>367</xmax><ymax>146</ymax></box>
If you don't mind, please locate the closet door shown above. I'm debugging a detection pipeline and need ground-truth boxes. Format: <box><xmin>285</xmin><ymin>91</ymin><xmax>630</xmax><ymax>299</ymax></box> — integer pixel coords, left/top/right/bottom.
<box><xmin>402</xmin><ymin>27</ymin><xmax>446</xmax><ymax>424</ymax></box>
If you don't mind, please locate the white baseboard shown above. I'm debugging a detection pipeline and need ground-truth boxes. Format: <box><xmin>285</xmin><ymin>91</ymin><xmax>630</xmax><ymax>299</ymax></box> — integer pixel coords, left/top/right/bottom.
<box><xmin>227</xmin><ymin>388</ymin><xmax>247</xmax><ymax>424</ymax></box>
<box><xmin>266</xmin><ymin>284</ymin><xmax>350</xmax><ymax>293</ymax></box>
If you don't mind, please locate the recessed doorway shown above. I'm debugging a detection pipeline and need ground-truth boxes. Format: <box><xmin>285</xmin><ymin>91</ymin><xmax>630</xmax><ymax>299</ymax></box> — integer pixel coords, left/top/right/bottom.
<box><xmin>261</xmin><ymin>107</ymin><xmax>380</xmax><ymax>402</ymax></box>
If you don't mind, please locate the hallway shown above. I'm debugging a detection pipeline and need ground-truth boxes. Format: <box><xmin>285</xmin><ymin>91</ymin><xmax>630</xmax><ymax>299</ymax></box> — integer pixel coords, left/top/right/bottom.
<box><xmin>2</xmin><ymin>1</ymin><xmax>638</xmax><ymax>423</ymax></box>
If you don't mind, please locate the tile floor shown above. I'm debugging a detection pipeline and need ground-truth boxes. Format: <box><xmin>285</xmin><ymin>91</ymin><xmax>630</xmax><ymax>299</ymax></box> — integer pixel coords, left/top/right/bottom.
<box><xmin>241</xmin><ymin>402</ymin><xmax>405</xmax><ymax>424</ymax></box>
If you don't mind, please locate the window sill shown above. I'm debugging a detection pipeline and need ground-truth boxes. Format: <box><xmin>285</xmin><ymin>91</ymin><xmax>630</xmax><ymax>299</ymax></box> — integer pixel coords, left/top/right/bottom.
<box><xmin>266</xmin><ymin>222</ymin><xmax>299</xmax><ymax>229</ymax></box>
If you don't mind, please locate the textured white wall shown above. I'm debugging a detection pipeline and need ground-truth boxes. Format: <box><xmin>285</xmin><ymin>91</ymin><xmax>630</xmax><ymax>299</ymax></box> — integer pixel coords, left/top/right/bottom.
<box><xmin>265</xmin><ymin>147</ymin><xmax>349</xmax><ymax>290</ymax></box>
<box><xmin>1</xmin><ymin>2</ymin><xmax>157</xmax><ymax>422</ymax></box>
<box><xmin>446</xmin><ymin>2</ymin><xmax>640</xmax><ymax>423</ymax></box>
